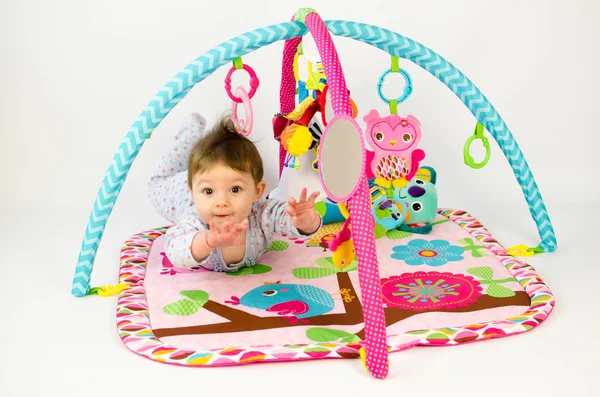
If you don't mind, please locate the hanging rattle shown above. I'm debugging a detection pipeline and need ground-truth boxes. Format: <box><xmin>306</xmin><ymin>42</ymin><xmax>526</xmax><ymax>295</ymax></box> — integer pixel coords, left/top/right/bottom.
<box><xmin>225</xmin><ymin>57</ymin><xmax>259</xmax><ymax>136</ymax></box>
<box><xmin>280</xmin><ymin>98</ymin><xmax>322</xmax><ymax>170</ymax></box>
<box><xmin>365</xmin><ymin>56</ymin><xmax>425</xmax><ymax>190</ymax></box>
<box><xmin>279</xmin><ymin>47</ymin><xmax>327</xmax><ymax>170</ymax></box>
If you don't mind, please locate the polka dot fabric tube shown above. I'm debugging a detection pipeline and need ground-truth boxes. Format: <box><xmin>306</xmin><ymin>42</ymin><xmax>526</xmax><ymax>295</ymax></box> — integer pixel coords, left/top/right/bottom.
<box><xmin>277</xmin><ymin>9</ymin><xmax>389</xmax><ymax>378</ymax></box>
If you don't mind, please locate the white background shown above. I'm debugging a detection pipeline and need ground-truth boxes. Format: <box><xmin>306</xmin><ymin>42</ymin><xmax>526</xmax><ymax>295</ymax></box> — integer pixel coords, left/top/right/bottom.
<box><xmin>1</xmin><ymin>0</ymin><xmax>599</xmax><ymax>396</ymax></box>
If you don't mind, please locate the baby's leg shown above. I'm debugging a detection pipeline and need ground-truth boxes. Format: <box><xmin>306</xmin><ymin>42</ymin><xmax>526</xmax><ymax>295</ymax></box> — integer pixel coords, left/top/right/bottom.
<box><xmin>148</xmin><ymin>113</ymin><xmax>206</xmax><ymax>223</ymax></box>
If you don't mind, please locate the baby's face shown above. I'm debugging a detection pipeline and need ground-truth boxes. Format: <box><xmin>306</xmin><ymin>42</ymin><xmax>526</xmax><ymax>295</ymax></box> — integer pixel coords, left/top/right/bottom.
<box><xmin>191</xmin><ymin>162</ymin><xmax>265</xmax><ymax>228</ymax></box>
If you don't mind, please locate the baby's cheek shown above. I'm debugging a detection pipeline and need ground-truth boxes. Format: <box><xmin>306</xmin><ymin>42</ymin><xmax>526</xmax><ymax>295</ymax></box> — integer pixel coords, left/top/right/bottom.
<box><xmin>194</xmin><ymin>201</ymin><xmax>211</xmax><ymax>221</ymax></box>
<box><xmin>242</xmin><ymin>201</ymin><xmax>254</xmax><ymax>217</ymax></box>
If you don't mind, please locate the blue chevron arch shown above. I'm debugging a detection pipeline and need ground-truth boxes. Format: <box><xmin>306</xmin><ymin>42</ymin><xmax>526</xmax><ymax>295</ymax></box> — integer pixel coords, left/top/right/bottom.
<box><xmin>72</xmin><ymin>20</ymin><xmax>556</xmax><ymax>296</ymax></box>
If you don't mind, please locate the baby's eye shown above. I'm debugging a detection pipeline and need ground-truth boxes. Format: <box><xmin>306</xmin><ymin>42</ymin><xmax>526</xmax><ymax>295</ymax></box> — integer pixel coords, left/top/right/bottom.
<box><xmin>202</xmin><ymin>188</ymin><xmax>213</xmax><ymax>195</ymax></box>
<box><xmin>231</xmin><ymin>186</ymin><xmax>242</xmax><ymax>193</ymax></box>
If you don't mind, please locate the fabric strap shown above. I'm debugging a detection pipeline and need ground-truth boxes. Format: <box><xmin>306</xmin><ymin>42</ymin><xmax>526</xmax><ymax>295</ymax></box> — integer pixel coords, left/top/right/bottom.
<box><xmin>276</xmin><ymin>9</ymin><xmax>389</xmax><ymax>379</ymax></box>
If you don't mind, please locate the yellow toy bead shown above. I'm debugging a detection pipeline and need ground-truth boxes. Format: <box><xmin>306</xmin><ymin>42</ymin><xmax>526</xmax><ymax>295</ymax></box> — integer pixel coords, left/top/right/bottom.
<box><xmin>287</xmin><ymin>126</ymin><xmax>313</xmax><ymax>157</ymax></box>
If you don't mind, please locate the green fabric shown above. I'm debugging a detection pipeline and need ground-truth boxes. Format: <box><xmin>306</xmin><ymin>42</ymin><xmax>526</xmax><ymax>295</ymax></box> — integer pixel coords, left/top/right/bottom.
<box><xmin>487</xmin><ymin>283</ymin><xmax>516</xmax><ymax>298</ymax></box>
<box><xmin>294</xmin><ymin>8</ymin><xmax>316</xmax><ymax>24</ymax></box>
<box><xmin>163</xmin><ymin>299</ymin><xmax>204</xmax><ymax>316</ymax></box>
<box><xmin>467</xmin><ymin>267</ymin><xmax>517</xmax><ymax>298</ymax></box>
<box><xmin>389</xmin><ymin>99</ymin><xmax>398</xmax><ymax>115</ymax></box>
<box><xmin>268</xmin><ymin>241</ymin><xmax>289</xmax><ymax>252</ymax></box>
<box><xmin>391</xmin><ymin>56</ymin><xmax>399</xmax><ymax>72</ymax></box>
<box><xmin>226</xmin><ymin>264</ymin><xmax>272</xmax><ymax>276</ymax></box>
<box><xmin>179</xmin><ymin>290</ymin><xmax>209</xmax><ymax>302</ymax></box>
<box><xmin>233</xmin><ymin>57</ymin><xmax>243</xmax><ymax>70</ymax></box>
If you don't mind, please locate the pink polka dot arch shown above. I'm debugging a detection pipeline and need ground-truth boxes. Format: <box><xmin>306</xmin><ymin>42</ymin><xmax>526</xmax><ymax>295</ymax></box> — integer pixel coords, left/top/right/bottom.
<box><xmin>280</xmin><ymin>9</ymin><xmax>388</xmax><ymax>378</ymax></box>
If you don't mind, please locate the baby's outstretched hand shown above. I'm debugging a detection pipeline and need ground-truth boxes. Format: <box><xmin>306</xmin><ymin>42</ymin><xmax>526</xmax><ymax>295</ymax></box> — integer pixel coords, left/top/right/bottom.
<box><xmin>287</xmin><ymin>188</ymin><xmax>321</xmax><ymax>234</ymax></box>
<box><xmin>207</xmin><ymin>219</ymin><xmax>248</xmax><ymax>248</ymax></box>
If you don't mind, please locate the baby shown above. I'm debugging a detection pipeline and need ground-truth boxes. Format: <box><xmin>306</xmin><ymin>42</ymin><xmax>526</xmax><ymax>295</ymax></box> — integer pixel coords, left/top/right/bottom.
<box><xmin>148</xmin><ymin>113</ymin><xmax>323</xmax><ymax>272</ymax></box>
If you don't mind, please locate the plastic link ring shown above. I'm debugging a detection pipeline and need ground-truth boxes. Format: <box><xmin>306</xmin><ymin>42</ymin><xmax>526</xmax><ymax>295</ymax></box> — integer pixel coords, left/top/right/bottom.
<box><xmin>224</xmin><ymin>64</ymin><xmax>259</xmax><ymax>103</ymax></box>
<box><xmin>464</xmin><ymin>122</ymin><xmax>491</xmax><ymax>169</ymax></box>
<box><xmin>377</xmin><ymin>68</ymin><xmax>413</xmax><ymax>105</ymax></box>
<box><xmin>464</xmin><ymin>134</ymin><xmax>490</xmax><ymax>169</ymax></box>
<box><xmin>231</xmin><ymin>86</ymin><xmax>253</xmax><ymax>136</ymax></box>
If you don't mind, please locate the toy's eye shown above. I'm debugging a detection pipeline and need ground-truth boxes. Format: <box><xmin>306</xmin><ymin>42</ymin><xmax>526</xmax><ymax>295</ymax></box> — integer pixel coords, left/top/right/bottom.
<box><xmin>375</xmin><ymin>132</ymin><xmax>384</xmax><ymax>141</ymax></box>
<box><xmin>262</xmin><ymin>290</ymin><xmax>278</xmax><ymax>296</ymax></box>
<box><xmin>415</xmin><ymin>180</ymin><xmax>424</xmax><ymax>185</ymax></box>
<box><xmin>412</xmin><ymin>202</ymin><xmax>423</xmax><ymax>212</ymax></box>
<box><xmin>341</xmin><ymin>260</ymin><xmax>345</xmax><ymax>265</ymax></box>
<box><xmin>403</xmin><ymin>133</ymin><xmax>412</xmax><ymax>142</ymax></box>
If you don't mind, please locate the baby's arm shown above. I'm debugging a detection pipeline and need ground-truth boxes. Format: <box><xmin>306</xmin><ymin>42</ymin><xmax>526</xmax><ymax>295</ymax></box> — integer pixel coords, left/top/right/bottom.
<box><xmin>165</xmin><ymin>209</ymin><xmax>216</xmax><ymax>268</ymax></box>
<box><xmin>260</xmin><ymin>194</ymin><xmax>322</xmax><ymax>239</ymax></box>
<box><xmin>166</xmin><ymin>206</ymin><xmax>250</xmax><ymax>268</ymax></box>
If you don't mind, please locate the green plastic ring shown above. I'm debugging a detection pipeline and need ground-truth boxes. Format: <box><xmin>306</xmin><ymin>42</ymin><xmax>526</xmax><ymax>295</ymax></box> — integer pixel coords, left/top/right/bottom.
<box><xmin>464</xmin><ymin>134</ymin><xmax>491</xmax><ymax>169</ymax></box>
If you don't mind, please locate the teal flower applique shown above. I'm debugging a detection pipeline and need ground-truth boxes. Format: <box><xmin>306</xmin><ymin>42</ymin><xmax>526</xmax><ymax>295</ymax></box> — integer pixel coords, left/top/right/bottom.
<box><xmin>391</xmin><ymin>239</ymin><xmax>465</xmax><ymax>267</ymax></box>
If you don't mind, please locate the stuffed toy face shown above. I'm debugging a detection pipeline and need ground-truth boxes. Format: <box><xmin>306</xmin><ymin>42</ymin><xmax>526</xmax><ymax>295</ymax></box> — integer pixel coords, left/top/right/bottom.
<box><xmin>399</xmin><ymin>176</ymin><xmax>438</xmax><ymax>225</ymax></box>
<box><xmin>370</xmin><ymin>166</ymin><xmax>438</xmax><ymax>234</ymax></box>
<box><xmin>388</xmin><ymin>166</ymin><xmax>438</xmax><ymax>234</ymax></box>
<box><xmin>363</xmin><ymin>109</ymin><xmax>422</xmax><ymax>154</ymax></box>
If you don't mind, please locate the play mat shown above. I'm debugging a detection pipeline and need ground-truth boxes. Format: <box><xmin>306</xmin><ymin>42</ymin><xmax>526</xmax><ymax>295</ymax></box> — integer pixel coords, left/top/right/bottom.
<box><xmin>72</xmin><ymin>8</ymin><xmax>557</xmax><ymax>379</ymax></box>
<box><xmin>117</xmin><ymin>209</ymin><xmax>553</xmax><ymax>366</ymax></box>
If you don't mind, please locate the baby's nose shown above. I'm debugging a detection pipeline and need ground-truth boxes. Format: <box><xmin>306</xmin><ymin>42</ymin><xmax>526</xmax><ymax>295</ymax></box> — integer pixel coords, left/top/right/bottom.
<box><xmin>214</xmin><ymin>194</ymin><xmax>229</xmax><ymax>206</ymax></box>
<box><xmin>215</xmin><ymin>199</ymin><xmax>229</xmax><ymax>206</ymax></box>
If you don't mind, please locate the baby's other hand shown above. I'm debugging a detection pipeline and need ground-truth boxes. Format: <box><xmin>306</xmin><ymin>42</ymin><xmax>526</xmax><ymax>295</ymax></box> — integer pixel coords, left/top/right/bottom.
<box><xmin>287</xmin><ymin>188</ymin><xmax>321</xmax><ymax>234</ymax></box>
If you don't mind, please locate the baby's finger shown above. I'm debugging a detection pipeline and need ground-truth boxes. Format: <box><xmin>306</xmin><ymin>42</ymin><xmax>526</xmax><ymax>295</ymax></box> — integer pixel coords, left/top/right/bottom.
<box><xmin>299</xmin><ymin>187</ymin><xmax>308</xmax><ymax>203</ymax></box>
<box><xmin>225</xmin><ymin>221</ymin><xmax>237</xmax><ymax>233</ymax></box>
<box><xmin>235</xmin><ymin>219</ymin><xmax>248</xmax><ymax>230</ymax></box>
<box><xmin>293</xmin><ymin>201</ymin><xmax>315</xmax><ymax>213</ymax></box>
<box><xmin>218</xmin><ymin>223</ymin><xmax>228</xmax><ymax>235</ymax></box>
<box><xmin>308</xmin><ymin>191</ymin><xmax>320</xmax><ymax>203</ymax></box>
<box><xmin>286</xmin><ymin>205</ymin><xmax>298</xmax><ymax>217</ymax></box>
<box><xmin>232</xmin><ymin>224</ymin><xmax>245</xmax><ymax>235</ymax></box>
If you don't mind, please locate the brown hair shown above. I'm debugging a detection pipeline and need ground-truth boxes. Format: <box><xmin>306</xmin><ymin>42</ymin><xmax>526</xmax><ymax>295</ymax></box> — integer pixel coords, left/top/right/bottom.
<box><xmin>187</xmin><ymin>114</ymin><xmax>264</xmax><ymax>190</ymax></box>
